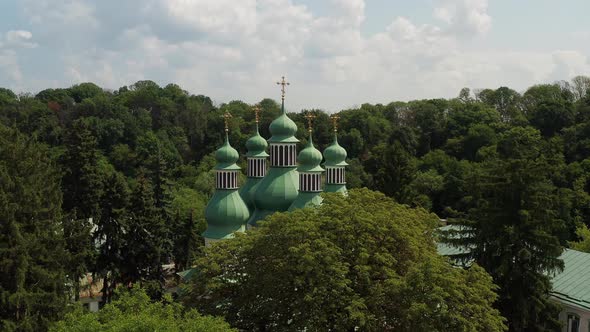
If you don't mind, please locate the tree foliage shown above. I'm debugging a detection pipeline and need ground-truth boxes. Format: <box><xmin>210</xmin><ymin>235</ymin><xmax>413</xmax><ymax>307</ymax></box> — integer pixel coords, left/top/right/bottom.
<box><xmin>0</xmin><ymin>125</ymin><xmax>68</xmax><ymax>331</ymax></box>
<box><xmin>185</xmin><ymin>189</ymin><xmax>506</xmax><ymax>332</ymax></box>
<box><xmin>50</xmin><ymin>287</ymin><xmax>234</xmax><ymax>332</ymax></box>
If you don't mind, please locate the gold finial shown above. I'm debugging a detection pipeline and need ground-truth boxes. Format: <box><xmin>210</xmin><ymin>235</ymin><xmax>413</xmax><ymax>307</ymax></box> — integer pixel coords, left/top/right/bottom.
<box><xmin>276</xmin><ymin>76</ymin><xmax>290</xmax><ymax>101</ymax></box>
<box><xmin>223</xmin><ymin>111</ymin><xmax>232</xmax><ymax>132</ymax></box>
<box><xmin>304</xmin><ymin>112</ymin><xmax>316</xmax><ymax>133</ymax></box>
<box><xmin>253</xmin><ymin>104</ymin><xmax>262</xmax><ymax>124</ymax></box>
<box><xmin>330</xmin><ymin>114</ymin><xmax>340</xmax><ymax>133</ymax></box>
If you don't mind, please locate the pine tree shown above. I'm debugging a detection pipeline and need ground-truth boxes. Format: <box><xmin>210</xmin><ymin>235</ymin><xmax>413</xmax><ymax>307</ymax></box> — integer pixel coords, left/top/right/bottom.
<box><xmin>0</xmin><ymin>125</ymin><xmax>68</xmax><ymax>331</ymax></box>
<box><xmin>94</xmin><ymin>171</ymin><xmax>129</xmax><ymax>305</ymax></box>
<box><xmin>123</xmin><ymin>171</ymin><xmax>167</xmax><ymax>288</ymax></box>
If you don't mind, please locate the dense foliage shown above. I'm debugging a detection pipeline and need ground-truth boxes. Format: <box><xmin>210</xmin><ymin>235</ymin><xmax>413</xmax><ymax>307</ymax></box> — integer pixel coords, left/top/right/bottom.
<box><xmin>50</xmin><ymin>287</ymin><xmax>234</xmax><ymax>332</ymax></box>
<box><xmin>0</xmin><ymin>125</ymin><xmax>68</xmax><ymax>331</ymax></box>
<box><xmin>2</xmin><ymin>76</ymin><xmax>590</xmax><ymax>330</ymax></box>
<box><xmin>185</xmin><ymin>189</ymin><xmax>506</xmax><ymax>331</ymax></box>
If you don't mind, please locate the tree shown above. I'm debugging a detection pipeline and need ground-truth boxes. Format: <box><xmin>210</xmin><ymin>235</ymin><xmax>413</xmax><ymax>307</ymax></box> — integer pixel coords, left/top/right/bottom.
<box><xmin>445</xmin><ymin>127</ymin><xmax>565</xmax><ymax>331</ymax></box>
<box><xmin>0</xmin><ymin>125</ymin><xmax>68</xmax><ymax>331</ymax></box>
<box><xmin>50</xmin><ymin>287</ymin><xmax>234</xmax><ymax>332</ymax></box>
<box><xmin>122</xmin><ymin>171</ymin><xmax>168</xmax><ymax>288</ymax></box>
<box><xmin>60</xmin><ymin>120</ymin><xmax>104</xmax><ymax>299</ymax></box>
<box><xmin>94</xmin><ymin>171</ymin><xmax>129</xmax><ymax>305</ymax></box>
<box><xmin>569</xmin><ymin>224</ymin><xmax>590</xmax><ymax>253</ymax></box>
<box><xmin>185</xmin><ymin>189</ymin><xmax>506</xmax><ymax>331</ymax></box>
<box><xmin>365</xmin><ymin>140</ymin><xmax>417</xmax><ymax>203</ymax></box>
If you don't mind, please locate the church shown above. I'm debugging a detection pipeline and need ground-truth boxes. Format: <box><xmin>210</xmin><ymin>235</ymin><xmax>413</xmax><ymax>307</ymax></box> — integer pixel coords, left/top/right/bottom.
<box><xmin>202</xmin><ymin>77</ymin><xmax>348</xmax><ymax>245</ymax></box>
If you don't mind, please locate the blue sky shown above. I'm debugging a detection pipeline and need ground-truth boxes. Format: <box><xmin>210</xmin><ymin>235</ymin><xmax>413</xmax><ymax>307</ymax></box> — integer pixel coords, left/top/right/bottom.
<box><xmin>0</xmin><ymin>0</ymin><xmax>589</xmax><ymax>111</ymax></box>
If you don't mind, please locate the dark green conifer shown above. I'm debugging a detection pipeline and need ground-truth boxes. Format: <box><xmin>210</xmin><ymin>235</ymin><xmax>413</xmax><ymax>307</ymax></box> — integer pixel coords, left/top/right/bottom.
<box><xmin>0</xmin><ymin>125</ymin><xmax>68</xmax><ymax>331</ymax></box>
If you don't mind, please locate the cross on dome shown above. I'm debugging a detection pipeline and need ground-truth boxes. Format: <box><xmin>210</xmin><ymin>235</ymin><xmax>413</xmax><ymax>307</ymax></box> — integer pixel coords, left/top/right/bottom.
<box><xmin>253</xmin><ymin>104</ymin><xmax>262</xmax><ymax>124</ymax></box>
<box><xmin>223</xmin><ymin>111</ymin><xmax>232</xmax><ymax>132</ymax></box>
<box><xmin>304</xmin><ymin>113</ymin><xmax>316</xmax><ymax>133</ymax></box>
<box><xmin>330</xmin><ymin>114</ymin><xmax>340</xmax><ymax>133</ymax></box>
<box><xmin>276</xmin><ymin>76</ymin><xmax>290</xmax><ymax>101</ymax></box>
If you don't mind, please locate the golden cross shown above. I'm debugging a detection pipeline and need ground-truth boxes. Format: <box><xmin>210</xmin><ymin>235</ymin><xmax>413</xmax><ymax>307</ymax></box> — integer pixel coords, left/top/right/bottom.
<box><xmin>276</xmin><ymin>76</ymin><xmax>290</xmax><ymax>101</ymax></box>
<box><xmin>223</xmin><ymin>111</ymin><xmax>232</xmax><ymax>132</ymax></box>
<box><xmin>253</xmin><ymin>104</ymin><xmax>262</xmax><ymax>124</ymax></box>
<box><xmin>304</xmin><ymin>113</ymin><xmax>316</xmax><ymax>133</ymax></box>
<box><xmin>330</xmin><ymin>114</ymin><xmax>340</xmax><ymax>132</ymax></box>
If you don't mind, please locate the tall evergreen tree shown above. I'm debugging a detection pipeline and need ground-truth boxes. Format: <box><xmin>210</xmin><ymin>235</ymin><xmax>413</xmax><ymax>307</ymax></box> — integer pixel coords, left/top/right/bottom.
<box><xmin>0</xmin><ymin>125</ymin><xmax>68</xmax><ymax>331</ymax></box>
<box><xmin>123</xmin><ymin>171</ymin><xmax>167</xmax><ymax>287</ymax></box>
<box><xmin>94</xmin><ymin>171</ymin><xmax>129</xmax><ymax>305</ymax></box>
<box><xmin>60</xmin><ymin>119</ymin><xmax>104</xmax><ymax>300</ymax></box>
<box><xmin>172</xmin><ymin>210</ymin><xmax>201</xmax><ymax>272</ymax></box>
<box><xmin>446</xmin><ymin>126</ymin><xmax>565</xmax><ymax>331</ymax></box>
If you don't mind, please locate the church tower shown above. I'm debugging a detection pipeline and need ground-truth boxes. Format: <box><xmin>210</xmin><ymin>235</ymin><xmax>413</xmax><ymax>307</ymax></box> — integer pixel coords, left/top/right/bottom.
<box><xmin>289</xmin><ymin>113</ymin><xmax>324</xmax><ymax>210</ymax></box>
<box><xmin>248</xmin><ymin>76</ymin><xmax>299</xmax><ymax>227</ymax></box>
<box><xmin>239</xmin><ymin>105</ymin><xmax>268</xmax><ymax>214</ymax></box>
<box><xmin>202</xmin><ymin>112</ymin><xmax>250</xmax><ymax>245</ymax></box>
<box><xmin>323</xmin><ymin>115</ymin><xmax>348</xmax><ymax>193</ymax></box>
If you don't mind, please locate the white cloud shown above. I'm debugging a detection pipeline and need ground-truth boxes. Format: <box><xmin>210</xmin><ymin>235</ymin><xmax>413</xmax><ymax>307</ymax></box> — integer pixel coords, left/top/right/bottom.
<box><xmin>434</xmin><ymin>0</ymin><xmax>492</xmax><ymax>36</ymax></box>
<box><xmin>4</xmin><ymin>0</ymin><xmax>588</xmax><ymax>111</ymax></box>
<box><xmin>5</xmin><ymin>30</ymin><xmax>37</xmax><ymax>48</ymax></box>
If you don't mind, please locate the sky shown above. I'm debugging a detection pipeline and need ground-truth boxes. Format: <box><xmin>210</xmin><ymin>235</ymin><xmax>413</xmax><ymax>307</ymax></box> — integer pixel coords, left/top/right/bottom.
<box><xmin>0</xmin><ymin>0</ymin><xmax>589</xmax><ymax>111</ymax></box>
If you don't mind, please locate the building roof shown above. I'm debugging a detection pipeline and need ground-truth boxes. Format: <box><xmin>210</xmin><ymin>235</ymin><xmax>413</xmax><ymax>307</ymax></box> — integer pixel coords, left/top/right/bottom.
<box><xmin>323</xmin><ymin>133</ymin><xmax>348</xmax><ymax>167</ymax></box>
<box><xmin>550</xmin><ymin>249</ymin><xmax>590</xmax><ymax>310</ymax></box>
<box><xmin>297</xmin><ymin>135</ymin><xmax>324</xmax><ymax>173</ymax></box>
<box><xmin>245</xmin><ymin>124</ymin><xmax>269</xmax><ymax>158</ymax></box>
<box><xmin>215</xmin><ymin>133</ymin><xmax>240</xmax><ymax>170</ymax></box>
<box><xmin>268</xmin><ymin>101</ymin><xmax>299</xmax><ymax>143</ymax></box>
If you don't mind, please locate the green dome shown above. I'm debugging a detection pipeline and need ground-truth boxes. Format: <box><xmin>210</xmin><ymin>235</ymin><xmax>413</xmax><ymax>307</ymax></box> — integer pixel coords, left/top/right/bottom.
<box><xmin>288</xmin><ymin>192</ymin><xmax>323</xmax><ymax>211</ymax></box>
<box><xmin>239</xmin><ymin>177</ymin><xmax>262</xmax><ymax>213</ymax></box>
<box><xmin>215</xmin><ymin>134</ymin><xmax>240</xmax><ymax>170</ymax></box>
<box><xmin>298</xmin><ymin>136</ymin><xmax>324</xmax><ymax>172</ymax></box>
<box><xmin>246</xmin><ymin>126</ymin><xmax>269</xmax><ymax>158</ymax></box>
<box><xmin>323</xmin><ymin>134</ymin><xmax>348</xmax><ymax>167</ymax></box>
<box><xmin>268</xmin><ymin>104</ymin><xmax>299</xmax><ymax>143</ymax></box>
<box><xmin>248</xmin><ymin>167</ymin><xmax>299</xmax><ymax>227</ymax></box>
<box><xmin>203</xmin><ymin>190</ymin><xmax>249</xmax><ymax>240</ymax></box>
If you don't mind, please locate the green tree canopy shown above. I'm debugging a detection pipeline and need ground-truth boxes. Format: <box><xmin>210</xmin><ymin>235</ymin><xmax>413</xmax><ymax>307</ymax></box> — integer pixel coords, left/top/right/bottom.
<box><xmin>50</xmin><ymin>287</ymin><xmax>234</xmax><ymax>332</ymax></box>
<box><xmin>185</xmin><ymin>189</ymin><xmax>506</xmax><ymax>332</ymax></box>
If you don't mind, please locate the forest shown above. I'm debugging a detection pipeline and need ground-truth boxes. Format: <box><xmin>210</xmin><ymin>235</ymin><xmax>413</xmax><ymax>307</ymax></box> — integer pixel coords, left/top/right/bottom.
<box><xmin>2</xmin><ymin>76</ymin><xmax>590</xmax><ymax>331</ymax></box>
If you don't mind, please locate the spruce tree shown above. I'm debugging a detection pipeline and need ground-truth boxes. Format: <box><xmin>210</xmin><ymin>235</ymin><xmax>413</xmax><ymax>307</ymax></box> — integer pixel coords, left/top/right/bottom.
<box><xmin>60</xmin><ymin>119</ymin><xmax>104</xmax><ymax>300</ymax></box>
<box><xmin>94</xmin><ymin>171</ymin><xmax>129</xmax><ymax>305</ymax></box>
<box><xmin>123</xmin><ymin>171</ymin><xmax>167</xmax><ymax>287</ymax></box>
<box><xmin>446</xmin><ymin>126</ymin><xmax>564</xmax><ymax>331</ymax></box>
<box><xmin>172</xmin><ymin>210</ymin><xmax>201</xmax><ymax>272</ymax></box>
<box><xmin>0</xmin><ymin>125</ymin><xmax>68</xmax><ymax>331</ymax></box>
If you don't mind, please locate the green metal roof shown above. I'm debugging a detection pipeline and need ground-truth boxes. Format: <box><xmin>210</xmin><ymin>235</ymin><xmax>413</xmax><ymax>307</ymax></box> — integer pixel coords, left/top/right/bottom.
<box><xmin>245</xmin><ymin>124</ymin><xmax>269</xmax><ymax>158</ymax></box>
<box><xmin>323</xmin><ymin>133</ymin><xmax>348</xmax><ymax>167</ymax></box>
<box><xmin>288</xmin><ymin>192</ymin><xmax>323</xmax><ymax>211</ymax></box>
<box><xmin>239</xmin><ymin>177</ymin><xmax>262</xmax><ymax>214</ymax></box>
<box><xmin>268</xmin><ymin>101</ymin><xmax>299</xmax><ymax>143</ymax></box>
<box><xmin>215</xmin><ymin>133</ymin><xmax>241</xmax><ymax>170</ymax></box>
<box><xmin>203</xmin><ymin>190</ymin><xmax>249</xmax><ymax>240</ymax></box>
<box><xmin>249</xmin><ymin>167</ymin><xmax>299</xmax><ymax>227</ymax></box>
<box><xmin>324</xmin><ymin>183</ymin><xmax>347</xmax><ymax>194</ymax></box>
<box><xmin>550</xmin><ymin>249</ymin><xmax>590</xmax><ymax>310</ymax></box>
<box><xmin>297</xmin><ymin>135</ymin><xmax>324</xmax><ymax>173</ymax></box>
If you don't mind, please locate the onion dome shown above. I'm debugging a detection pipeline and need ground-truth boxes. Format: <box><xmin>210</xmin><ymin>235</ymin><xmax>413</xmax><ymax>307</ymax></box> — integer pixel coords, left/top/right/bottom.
<box><xmin>297</xmin><ymin>136</ymin><xmax>323</xmax><ymax>172</ymax></box>
<box><xmin>323</xmin><ymin>134</ymin><xmax>348</xmax><ymax>167</ymax></box>
<box><xmin>215</xmin><ymin>133</ymin><xmax>240</xmax><ymax>170</ymax></box>
<box><xmin>246</xmin><ymin>125</ymin><xmax>269</xmax><ymax>158</ymax></box>
<box><xmin>203</xmin><ymin>191</ymin><xmax>248</xmax><ymax>240</ymax></box>
<box><xmin>268</xmin><ymin>106</ymin><xmax>299</xmax><ymax>143</ymax></box>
